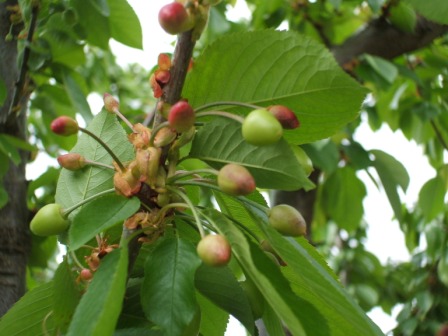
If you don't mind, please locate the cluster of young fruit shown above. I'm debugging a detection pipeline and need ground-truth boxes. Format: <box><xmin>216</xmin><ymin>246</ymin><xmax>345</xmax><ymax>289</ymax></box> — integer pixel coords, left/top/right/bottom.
<box><xmin>30</xmin><ymin>93</ymin><xmax>305</xmax><ymax>271</ymax></box>
<box><xmin>29</xmin><ymin>0</ymin><xmax>307</xmax><ymax>279</ymax></box>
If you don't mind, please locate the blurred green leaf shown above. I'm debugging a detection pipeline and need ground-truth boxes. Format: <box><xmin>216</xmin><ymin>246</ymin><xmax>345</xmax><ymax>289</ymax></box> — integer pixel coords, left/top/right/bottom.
<box><xmin>67</xmin><ymin>247</ymin><xmax>128</xmax><ymax>336</ymax></box>
<box><xmin>322</xmin><ymin>166</ymin><xmax>366</xmax><ymax>232</ymax></box>
<box><xmin>364</xmin><ymin>55</ymin><xmax>398</xmax><ymax>84</ymax></box>
<box><xmin>53</xmin><ymin>259</ymin><xmax>82</xmax><ymax>330</ymax></box>
<box><xmin>0</xmin><ymin>78</ymin><xmax>5</xmax><ymax>105</ymax></box>
<box><xmin>108</xmin><ymin>0</ymin><xmax>142</xmax><ymax>49</ymax></box>
<box><xmin>405</xmin><ymin>0</ymin><xmax>448</xmax><ymax>24</ymax></box>
<box><xmin>141</xmin><ymin>237</ymin><xmax>201</xmax><ymax>336</ymax></box>
<box><xmin>61</xmin><ymin>68</ymin><xmax>93</xmax><ymax>122</ymax></box>
<box><xmin>371</xmin><ymin>149</ymin><xmax>409</xmax><ymax>223</ymax></box>
<box><xmin>418</xmin><ymin>176</ymin><xmax>446</xmax><ymax>221</ymax></box>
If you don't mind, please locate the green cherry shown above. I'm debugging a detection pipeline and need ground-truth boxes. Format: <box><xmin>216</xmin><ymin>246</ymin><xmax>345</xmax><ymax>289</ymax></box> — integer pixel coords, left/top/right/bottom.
<box><xmin>242</xmin><ymin>109</ymin><xmax>283</xmax><ymax>146</ymax></box>
<box><xmin>30</xmin><ymin>203</ymin><xmax>69</xmax><ymax>236</ymax></box>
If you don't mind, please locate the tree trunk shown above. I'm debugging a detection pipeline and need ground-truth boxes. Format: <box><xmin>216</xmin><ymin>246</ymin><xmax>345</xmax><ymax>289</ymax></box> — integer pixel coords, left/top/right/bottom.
<box><xmin>0</xmin><ymin>0</ymin><xmax>31</xmax><ymax>317</ymax></box>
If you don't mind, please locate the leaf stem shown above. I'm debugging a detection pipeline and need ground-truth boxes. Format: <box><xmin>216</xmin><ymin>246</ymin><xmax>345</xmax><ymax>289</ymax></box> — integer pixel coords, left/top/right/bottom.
<box><xmin>62</xmin><ymin>188</ymin><xmax>116</xmax><ymax>217</ymax></box>
<box><xmin>174</xmin><ymin>180</ymin><xmax>269</xmax><ymax>213</ymax></box>
<box><xmin>194</xmin><ymin>101</ymin><xmax>263</xmax><ymax>113</ymax></box>
<box><xmin>79</xmin><ymin>127</ymin><xmax>125</xmax><ymax>171</ymax></box>
<box><xmin>85</xmin><ymin>159</ymin><xmax>115</xmax><ymax>170</ymax></box>
<box><xmin>113</xmin><ymin>108</ymin><xmax>136</xmax><ymax>133</ymax></box>
<box><xmin>195</xmin><ymin>111</ymin><xmax>245</xmax><ymax>123</ymax></box>
<box><xmin>166</xmin><ymin>168</ymin><xmax>218</xmax><ymax>184</ymax></box>
<box><xmin>166</xmin><ymin>186</ymin><xmax>205</xmax><ymax>238</ymax></box>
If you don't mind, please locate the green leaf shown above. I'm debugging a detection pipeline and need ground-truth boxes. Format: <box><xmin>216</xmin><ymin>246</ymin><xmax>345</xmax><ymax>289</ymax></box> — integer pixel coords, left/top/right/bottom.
<box><xmin>405</xmin><ymin>0</ymin><xmax>448</xmax><ymax>24</ymax></box>
<box><xmin>245</xmin><ymin>206</ymin><xmax>384</xmax><ymax>336</ymax></box>
<box><xmin>67</xmin><ymin>247</ymin><xmax>128</xmax><ymax>336</ymax></box>
<box><xmin>418</xmin><ymin>176</ymin><xmax>446</xmax><ymax>221</ymax></box>
<box><xmin>322</xmin><ymin>166</ymin><xmax>366</xmax><ymax>232</ymax></box>
<box><xmin>196</xmin><ymin>292</ymin><xmax>229</xmax><ymax>336</ymax></box>
<box><xmin>52</xmin><ymin>258</ymin><xmax>82</xmax><ymax>329</ymax></box>
<box><xmin>201</xmin><ymin>209</ymin><xmax>324</xmax><ymax>335</ymax></box>
<box><xmin>0</xmin><ymin>78</ymin><xmax>6</xmax><ymax>105</ymax></box>
<box><xmin>190</xmin><ymin>118</ymin><xmax>314</xmax><ymax>191</ymax></box>
<box><xmin>371</xmin><ymin>149</ymin><xmax>409</xmax><ymax>223</ymax></box>
<box><xmin>91</xmin><ymin>0</ymin><xmax>110</xmax><ymax>16</ymax></box>
<box><xmin>0</xmin><ymin>135</ymin><xmax>21</xmax><ymax>165</ymax></box>
<box><xmin>108</xmin><ymin>0</ymin><xmax>143</xmax><ymax>49</ymax></box>
<box><xmin>0</xmin><ymin>282</ymin><xmax>57</xmax><ymax>336</ymax></box>
<box><xmin>141</xmin><ymin>237</ymin><xmax>201</xmax><ymax>335</ymax></box>
<box><xmin>72</xmin><ymin>0</ymin><xmax>110</xmax><ymax>49</ymax></box>
<box><xmin>55</xmin><ymin>110</ymin><xmax>134</xmax><ymax>212</ymax></box>
<box><xmin>69</xmin><ymin>195</ymin><xmax>140</xmax><ymax>251</ymax></box>
<box><xmin>61</xmin><ymin>68</ymin><xmax>93</xmax><ymax>123</ymax></box>
<box><xmin>364</xmin><ymin>55</ymin><xmax>398</xmax><ymax>84</ymax></box>
<box><xmin>42</xmin><ymin>31</ymin><xmax>86</xmax><ymax>67</ymax></box>
<box><xmin>183</xmin><ymin>30</ymin><xmax>367</xmax><ymax>144</ymax></box>
<box><xmin>195</xmin><ymin>264</ymin><xmax>255</xmax><ymax>334</ymax></box>
<box><xmin>262</xmin><ymin>304</ymin><xmax>286</xmax><ymax>336</ymax></box>
<box><xmin>214</xmin><ymin>190</ymin><xmax>265</xmax><ymax>239</ymax></box>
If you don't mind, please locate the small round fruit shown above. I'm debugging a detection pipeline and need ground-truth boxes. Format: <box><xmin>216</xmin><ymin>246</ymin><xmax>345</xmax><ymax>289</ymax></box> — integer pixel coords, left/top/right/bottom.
<box><xmin>79</xmin><ymin>269</ymin><xmax>93</xmax><ymax>281</ymax></box>
<box><xmin>240</xmin><ymin>279</ymin><xmax>265</xmax><ymax>319</ymax></box>
<box><xmin>197</xmin><ymin>234</ymin><xmax>231</xmax><ymax>267</ymax></box>
<box><xmin>50</xmin><ymin>116</ymin><xmax>79</xmax><ymax>136</ymax></box>
<box><xmin>168</xmin><ymin>100</ymin><xmax>195</xmax><ymax>133</ymax></box>
<box><xmin>268</xmin><ymin>204</ymin><xmax>306</xmax><ymax>237</ymax></box>
<box><xmin>158</xmin><ymin>2</ymin><xmax>193</xmax><ymax>35</ymax></box>
<box><xmin>242</xmin><ymin>109</ymin><xmax>283</xmax><ymax>146</ymax></box>
<box><xmin>217</xmin><ymin>163</ymin><xmax>256</xmax><ymax>196</ymax></box>
<box><xmin>57</xmin><ymin>153</ymin><xmax>86</xmax><ymax>171</ymax></box>
<box><xmin>30</xmin><ymin>203</ymin><xmax>69</xmax><ymax>236</ymax></box>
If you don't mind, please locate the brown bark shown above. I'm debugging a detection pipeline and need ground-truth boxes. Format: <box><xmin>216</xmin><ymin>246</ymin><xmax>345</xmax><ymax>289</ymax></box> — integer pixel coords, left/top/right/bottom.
<box><xmin>0</xmin><ymin>0</ymin><xmax>31</xmax><ymax>317</ymax></box>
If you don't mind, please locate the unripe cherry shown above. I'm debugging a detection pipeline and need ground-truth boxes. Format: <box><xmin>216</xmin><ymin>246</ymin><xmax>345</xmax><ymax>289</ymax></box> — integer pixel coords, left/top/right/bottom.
<box><xmin>168</xmin><ymin>101</ymin><xmax>195</xmax><ymax>133</ymax></box>
<box><xmin>242</xmin><ymin>109</ymin><xmax>283</xmax><ymax>146</ymax></box>
<box><xmin>79</xmin><ymin>268</ymin><xmax>93</xmax><ymax>281</ymax></box>
<box><xmin>57</xmin><ymin>153</ymin><xmax>86</xmax><ymax>171</ymax></box>
<box><xmin>217</xmin><ymin>163</ymin><xmax>256</xmax><ymax>196</ymax></box>
<box><xmin>268</xmin><ymin>204</ymin><xmax>307</xmax><ymax>237</ymax></box>
<box><xmin>197</xmin><ymin>234</ymin><xmax>231</xmax><ymax>267</ymax></box>
<box><xmin>30</xmin><ymin>203</ymin><xmax>69</xmax><ymax>236</ymax></box>
<box><xmin>158</xmin><ymin>2</ymin><xmax>193</xmax><ymax>35</ymax></box>
<box><xmin>267</xmin><ymin>105</ymin><xmax>300</xmax><ymax>129</ymax></box>
<box><xmin>50</xmin><ymin>116</ymin><xmax>79</xmax><ymax>136</ymax></box>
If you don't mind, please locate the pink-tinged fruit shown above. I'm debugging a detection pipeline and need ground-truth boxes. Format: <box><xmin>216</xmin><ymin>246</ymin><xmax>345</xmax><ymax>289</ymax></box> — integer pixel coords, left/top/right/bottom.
<box><xmin>51</xmin><ymin>116</ymin><xmax>79</xmax><ymax>136</ymax></box>
<box><xmin>267</xmin><ymin>105</ymin><xmax>300</xmax><ymax>129</ymax></box>
<box><xmin>79</xmin><ymin>269</ymin><xmax>93</xmax><ymax>281</ymax></box>
<box><xmin>197</xmin><ymin>234</ymin><xmax>231</xmax><ymax>267</ymax></box>
<box><xmin>103</xmin><ymin>93</ymin><xmax>119</xmax><ymax>113</ymax></box>
<box><xmin>57</xmin><ymin>153</ymin><xmax>86</xmax><ymax>171</ymax></box>
<box><xmin>168</xmin><ymin>100</ymin><xmax>195</xmax><ymax>132</ymax></box>
<box><xmin>217</xmin><ymin>163</ymin><xmax>256</xmax><ymax>196</ymax></box>
<box><xmin>158</xmin><ymin>2</ymin><xmax>193</xmax><ymax>35</ymax></box>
